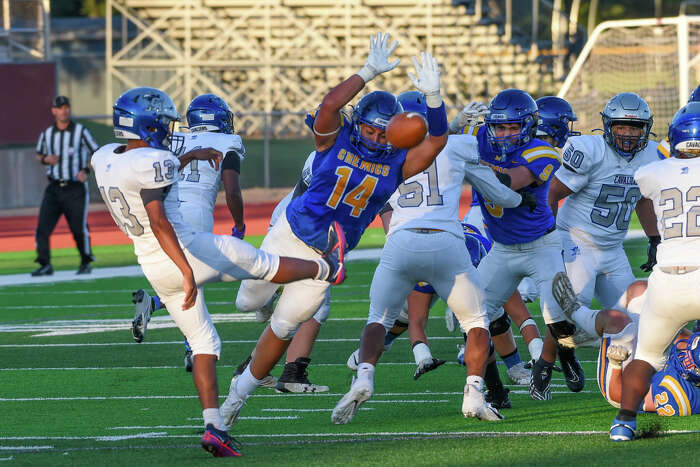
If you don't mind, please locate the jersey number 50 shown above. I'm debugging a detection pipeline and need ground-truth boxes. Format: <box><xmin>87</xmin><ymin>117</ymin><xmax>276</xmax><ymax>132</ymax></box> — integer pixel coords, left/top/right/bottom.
<box><xmin>591</xmin><ymin>184</ymin><xmax>640</xmax><ymax>230</ymax></box>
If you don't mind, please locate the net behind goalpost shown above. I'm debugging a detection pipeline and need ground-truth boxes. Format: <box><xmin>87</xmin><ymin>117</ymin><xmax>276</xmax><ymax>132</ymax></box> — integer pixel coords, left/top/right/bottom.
<box><xmin>558</xmin><ymin>16</ymin><xmax>700</xmax><ymax>141</ymax></box>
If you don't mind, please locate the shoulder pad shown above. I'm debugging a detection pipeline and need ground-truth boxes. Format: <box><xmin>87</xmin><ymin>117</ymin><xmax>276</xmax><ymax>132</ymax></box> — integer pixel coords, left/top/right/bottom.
<box><xmin>131</xmin><ymin>148</ymin><xmax>180</xmax><ymax>189</ymax></box>
<box><xmin>520</xmin><ymin>141</ymin><xmax>561</xmax><ymax>164</ymax></box>
<box><xmin>560</xmin><ymin>135</ymin><xmax>598</xmax><ymax>173</ymax></box>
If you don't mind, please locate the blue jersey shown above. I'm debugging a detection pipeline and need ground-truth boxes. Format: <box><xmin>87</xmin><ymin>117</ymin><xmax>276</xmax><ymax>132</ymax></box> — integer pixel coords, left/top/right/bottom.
<box><xmin>414</xmin><ymin>223</ymin><xmax>489</xmax><ymax>294</ymax></box>
<box><xmin>287</xmin><ymin>118</ymin><xmax>407</xmax><ymax>251</ymax></box>
<box><xmin>473</xmin><ymin>126</ymin><xmax>560</xmax><ymax>244</ymax></box>
<box><xmin>651</xmin><ymin>344</ymin><xmax>700</xmax><ymax>416</ymax></box>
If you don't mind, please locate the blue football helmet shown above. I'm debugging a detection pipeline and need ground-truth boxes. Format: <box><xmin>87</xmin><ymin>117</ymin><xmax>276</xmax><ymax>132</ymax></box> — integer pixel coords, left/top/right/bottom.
<box><xmin>536</xmin><ymin>96</ymin><xmax>580</xmax><ymax>148</ymax></box>
<box><xmin>351</xmin><ymin>90</ymin><xmax>403</xmax><ymax>160</ymax></box>
<box><xmin>186</xmin><ymin>93</ymin><xmax>234</xmax><ymax>134</ymax></box>
<box><xmin>668</xmin><ymin>101</ymin><xmax>700</xmax><ymax>158</ymax></box>
<box><xmin>484</xmin><ymin>89</ymin><xmax>538</xmax><ymax>154</ymax></box>
<box><xmin>397</xmin><ymin>90</ymin><xmax>428</xmax><ymax>119</ymax></box>
<box><xmin>113</xmin><ymin>87</ymin><xmax>180</xmax><ymax>150</ymax></box>
<box><xmin>600</xmin><ymin>92</ymin><xmax>653</xmax><ymax>159</ymax></box>
<box><xmin>688</xmin><ymin>84</ymin><xmax>700</xmax><ymax>103</ymax></box>
<box><xmin>677</xmin><ymin>332</ymin><xmax>700</xmax><ymax>384</ymax></box>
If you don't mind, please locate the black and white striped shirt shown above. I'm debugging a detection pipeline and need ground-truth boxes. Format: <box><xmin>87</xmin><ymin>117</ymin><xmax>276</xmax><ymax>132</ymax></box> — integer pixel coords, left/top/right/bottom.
<box><xmin>36</xmin><ymin>122</ymin><xmax>99</xmax><ymax>182</ymax></box>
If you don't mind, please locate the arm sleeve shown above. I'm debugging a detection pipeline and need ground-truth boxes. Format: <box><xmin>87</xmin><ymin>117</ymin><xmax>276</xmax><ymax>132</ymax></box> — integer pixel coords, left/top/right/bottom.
<box><xmin>465</xmin><ymin>163</ymin><xmax>522</xmax><ymax>208</ymax></box>
<box><xmin>222</xmin><ymin>150</ymin><xmax>242</xmax><ymax>173</ymax></box>
<box><xmin>133</xmin><ymin>150</ymin><xmax>181</xmax><ymax>190</ymax></box>
<box><xmin>81</xmin><ymin>127</ymin><xmax>100</xmax><ymax>153</ymax></box>
<box><xmin>552</xmin><ymin>140</ymin><xmax>591</xmax><ymax>192</ymax></box>
<box><xmin>520</xmin><ymin>144</ymin><xmax>562</xmax><ymax>184</ymax></box>
<box><xmin>36</xmin><ymin>130</ymin><xmax>46</xmax><ymax>155</ymax></box>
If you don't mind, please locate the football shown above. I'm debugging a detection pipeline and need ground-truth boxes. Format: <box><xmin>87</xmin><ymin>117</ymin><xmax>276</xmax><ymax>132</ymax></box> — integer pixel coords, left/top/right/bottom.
<box><xmin>386</xmin><ymin>112</ymin><xmax>428</xmax><ymax>149</ymax></box>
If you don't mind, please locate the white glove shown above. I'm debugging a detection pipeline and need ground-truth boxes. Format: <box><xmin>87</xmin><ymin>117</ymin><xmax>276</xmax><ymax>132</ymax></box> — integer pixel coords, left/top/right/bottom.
<box><xmin>357</xmin><ymin>32</ymin><xmax>400</xmax><ymax>83</ymax></box>
<box><xmin>449</xmin><ymin>101</ymin><xmax>489</xmax><ymax>133</ymax></box>
<box><xmin>408</xmin><ymin>51</ymin><xmax>442</xmax><ymax>107</ymax></box>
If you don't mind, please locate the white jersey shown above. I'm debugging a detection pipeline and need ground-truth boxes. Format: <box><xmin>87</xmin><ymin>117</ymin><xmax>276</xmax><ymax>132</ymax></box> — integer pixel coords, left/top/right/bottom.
<box><xmin>387</xmin><ymin>134</ymin><xmax>521</xmax><ymax>238</ymax></box>
<box><xmin>173</xmin><ymin>131</ymin><xmax>245</xmax><ymax>213</ymax></box>
<box><xmin>555</xmin><ymin>134</ymin><xmax>659</xmax><ymax>248</ymax></box>
<box><xmin>92</xmin><ymin>143</ymin><xmax>193</xmax><ymax>264</ymax></box>
<box><xmin>635</xmin><ymin>156</ymin><xmax>700</xmax><ymax>267</ymax></box>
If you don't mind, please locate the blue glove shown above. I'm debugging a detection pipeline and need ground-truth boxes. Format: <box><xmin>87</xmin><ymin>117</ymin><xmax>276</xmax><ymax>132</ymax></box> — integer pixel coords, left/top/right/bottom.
<box><xmin>232</xmin><ymin>224</ymin><xmax>246</xmax><ymax>239</ymax></box>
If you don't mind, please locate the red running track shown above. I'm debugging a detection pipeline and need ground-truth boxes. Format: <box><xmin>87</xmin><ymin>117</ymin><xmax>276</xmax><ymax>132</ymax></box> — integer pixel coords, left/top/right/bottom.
<box><xmin>0</xmin><ymin>191</ymin><xmax>473</xmax><ymax>253</ymax></box>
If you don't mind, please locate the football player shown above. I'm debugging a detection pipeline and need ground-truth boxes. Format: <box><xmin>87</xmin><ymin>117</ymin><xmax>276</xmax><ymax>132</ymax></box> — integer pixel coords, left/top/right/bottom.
<box><xmin>467</xmin><ymin>88</ymin><xmax>584</xmax><ymax>402</ymax></box>
<box><xmin>332</xmin><ymin>86</ymin><xmax>533</xmax><ymax>424</ymax></box>
<box><xmin>610</xmin><ymin>102</ymin><xmax>700</xmax><ymax>441</ymax></box>
<box><xmin>221</xmin><ymin>33</ymin><xmax>450</xmax><ymax>429</ymax></box>
<box><xmin>656</xmin><ymin>83</ymin><xmax>700</xmax><ymax>160</ymax></box>
<box><xmin>130</xmin><ymin>93</ymin><xmax>247</xmax><ymax>373</ymax></box>
<box><xmin>547</xmin><ymin>93</ymin><xmax>660</xmax><ymax>394</ymax></box>
<box><xmin>92</xmin><ymin>87</ymin><xmax>345</xmax><ymax>457</ymax></box>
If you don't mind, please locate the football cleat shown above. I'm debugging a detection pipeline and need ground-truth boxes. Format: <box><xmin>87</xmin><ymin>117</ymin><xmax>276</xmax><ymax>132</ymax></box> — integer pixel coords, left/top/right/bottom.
<box><xmin>275</xmin><ymin>357</ymin><xmax>329</xmax><ymax>393</ymax></box>
<box><xmin>558</xmin><ymin>344</ymin><xmax>585</xmax><ymax>392</ymax></box>
<box><xmin>413</xmin><ymin>357</ymin><xmax>447</xmax><ymax>380</ymax></box>
<box><xmin>529</xmin><ymin>358</ymin><xmax>553</xmax><ymax>401</ymax></box>
<box><xmin>484</xmin><ymin>386</ymin><xmax>512</xmax><ymax>410</ymax></box>
<box><xmin>610</xmin><ymin>418</ymin><xmax>636</xmax><ymax>442</ymax></box>
<box><xmin>506</xmin><ymin>361</ymin><xmax>531</xmax><ymax>385</ymax></box>
<box><xmin>606</xmin><ymin>344</ymin><xmax>631</xmax><ymax>370</ymax></box>
<box><xmin>221</xmin><ymin>376</ymin><xmax>248</xmax><ymax>430</ymax></box>
<box><xmin>255</xmin><ymin>289</ymin><xmax>280</xmax><ymax>323</ymax></box>
<box><xmin>331</xmin><ymin>378</ymin><xmax>373</xmax><ymax>424</ymax></box>
<box><xmin>201</xmin><ymin>424</ymin><xmax>242</xmax><ymax>457</ymax></box>
<box><xmin>131</xmin><ymin>289</ymin><xmax>153</xmax><ymax>343</ymax></box>
<box><xmin>457</xmin><ymin>344</ymin><xmax>466</xmax><ymax>366</ymax></box>
<box><xmin>184</xmin><ymin>339</ymin><xmax>193</xmax><ymax>373</ymax></box>
<box><xmin>346</xmin><ymin>349</ymin><xmax>360</xmax><ymax>371</ymax></box>
<box><xmin>462</xmin><ymin>383</ymin><xmax>504</xmax><ymax>421</ymax></box>
<box><xmin>551</xmin><ymin>272</ymin><xmax>580</xmax><ymax>321</ymax></box>
<box><xmin>445</xmin><ymin>308</ymin><xmax>459</xmax><ymax>333</ymax></box>
<box><xmin>321</xmin><ymin>221</ymin><xmax>346</xmax><ymax>285</ymax></box>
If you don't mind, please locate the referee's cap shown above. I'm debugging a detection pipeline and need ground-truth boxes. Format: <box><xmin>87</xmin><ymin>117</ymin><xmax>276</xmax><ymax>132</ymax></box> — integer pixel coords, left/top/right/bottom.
<box><xmin>53</xmin><ymin>96</ymin><xmax>70</xmax><ymax>108</ymax></box>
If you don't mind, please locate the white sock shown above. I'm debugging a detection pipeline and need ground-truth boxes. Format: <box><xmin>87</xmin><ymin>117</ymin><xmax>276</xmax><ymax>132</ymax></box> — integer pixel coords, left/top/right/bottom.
<box><xmin>203</xmin><ymin>408</ymin><xmax>226</xmax><ymax>431</ymax></box>
<box><xmin>412</xmin><ymin>342</ymin><xmax>432</xmax><ymax>365</ymax></box>
<box><xmin>357</xmin><ymin>362</ymin><xmax>375</xmax><ymax>384</ymax></box>
<box><xmin>466</xmin><ymin>375</ymin><xmax>484</xmax><ymax>393</ymax></box>
<box><xmin>572</xmin><ymin>305</ymin><xmax>599</xmax><ymax>337</ymax></box>
<box><xmin>236</xmin><ymin>366</ymin><xmax>261</xmax><ymax>398</ymax></box>
<box><xmin>527</xmin><ymin>337</ymin><xmax>544</xmax><ymax>362</ymax></box>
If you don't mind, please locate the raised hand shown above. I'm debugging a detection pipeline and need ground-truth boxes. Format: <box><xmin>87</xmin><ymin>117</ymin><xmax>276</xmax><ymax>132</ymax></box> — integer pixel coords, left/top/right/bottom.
<box><xmin>408</xmin><ymin>51</ymin><xmax>441</xmax><ymax>103</ymax></box>
<box><xmin>357</xmin><ymin>32</ymin><xmax>400</xmax><ymax>83</ymax></box>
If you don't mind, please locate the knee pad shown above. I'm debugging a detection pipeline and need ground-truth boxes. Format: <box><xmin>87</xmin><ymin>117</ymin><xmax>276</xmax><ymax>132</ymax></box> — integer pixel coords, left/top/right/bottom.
<box><xmin>489</xmin><ymin>312</ymin><xmax>512</xmax><ymax>337</ymax></box>
<box><xmin>235</xmin><ymin>291</ymin><xmax>260</xmax><ymax>313</ymax></box>
<box><xmin>548</xmin><ymin>320</ymin><xmax>577</xmax><ymax>348</ymax></box>
<box><xmin>270</xmin><ymin>314</ymin><xmax>298</xmax><ymax>340</ymax></box>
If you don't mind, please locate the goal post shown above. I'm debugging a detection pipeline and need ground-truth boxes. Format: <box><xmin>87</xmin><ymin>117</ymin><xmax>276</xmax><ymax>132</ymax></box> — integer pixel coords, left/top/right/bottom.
<box><xmin>558</xmin><ymin>15</ymin><xmax>700</xmax><ymax>140</ymax></box>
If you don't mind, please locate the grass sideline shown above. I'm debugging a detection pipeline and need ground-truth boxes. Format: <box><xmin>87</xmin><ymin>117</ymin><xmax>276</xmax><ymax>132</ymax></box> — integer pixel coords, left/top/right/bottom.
<box><xmin>2</xmin><ymin>237</ymin><xmax>699</xmax><ymax>465</ymax></box>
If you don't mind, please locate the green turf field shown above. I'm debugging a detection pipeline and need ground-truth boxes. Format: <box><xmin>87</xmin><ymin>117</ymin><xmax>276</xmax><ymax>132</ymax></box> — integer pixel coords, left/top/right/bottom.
<box><xmin>1</xmin><ymin>236</ymin><xmax>699</xmax><ymax>465</ymax></box>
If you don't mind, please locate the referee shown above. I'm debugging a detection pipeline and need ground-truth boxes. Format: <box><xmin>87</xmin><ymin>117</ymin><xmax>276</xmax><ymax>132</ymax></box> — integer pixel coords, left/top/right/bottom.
<box><xmin>32</xmin><ymin>96</ymin><xmax>99</xmax><ymax>276</ymax></box>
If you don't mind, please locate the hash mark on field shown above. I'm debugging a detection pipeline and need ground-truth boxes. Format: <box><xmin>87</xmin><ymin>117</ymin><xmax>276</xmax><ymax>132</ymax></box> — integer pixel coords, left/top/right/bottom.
<box><xmin>261</xmin><ymin>408</ymin><xmax>374</xmax><ymax>413</ymax></box>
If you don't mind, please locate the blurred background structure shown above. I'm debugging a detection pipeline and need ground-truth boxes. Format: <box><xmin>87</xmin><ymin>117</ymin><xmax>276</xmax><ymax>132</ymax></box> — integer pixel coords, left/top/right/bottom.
<box><xmin>2</xmin><ymin>0</ymin><xmax>700</xmax><ymax>208</ymax></box>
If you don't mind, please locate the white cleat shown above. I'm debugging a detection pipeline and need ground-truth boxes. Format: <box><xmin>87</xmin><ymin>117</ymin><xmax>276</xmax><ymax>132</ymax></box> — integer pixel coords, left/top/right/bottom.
<box><xmin>331</xmin><ymin>378</ymin><xmax>372</xmax><ymax>425</ymax></box>
<box><xmin>346</xmin><ymin>349</ymin><xmax>360</xmax><ymax>371</ymax></box>
<box><xmin>506</xmin><ymin>361</ymin><xmax>531</xmax><ymax>385</ymax></box>
<box><xmin>552</xmin><ymin>272</ymin><xmax>581</xmax><ymax>321</ymax></box>
<box><xmin>131</xmin><ymin>289</ymin><xmax>153</xmax><ymax>343</ymax></box>
<box><xmin>255</xmin><ymin>289</ymin><xmax>280</xmax><ymax>323</ymax></box>
<box><xmin>445</xmin><ymin>307</ymin><xmax>459</xmax><ymax>333</ymax></box>
<box><xmin>220</xmin><ymin>376</ymin><xmax>248</xmax><ymax>430</ymax></box>
<box><xmin>462</xmin><ymin>383</ymin><xmax>504</xmax><ymax>421</ymax></box>
<box><xmin>259</xmin><ymin>374</ymin><xmax>278</xmax><ymax>388</ymax></box>
<box><xmin>606</xmin><ymin>344</ymin><xmax>631</xmax><ymax>369</ymax></box>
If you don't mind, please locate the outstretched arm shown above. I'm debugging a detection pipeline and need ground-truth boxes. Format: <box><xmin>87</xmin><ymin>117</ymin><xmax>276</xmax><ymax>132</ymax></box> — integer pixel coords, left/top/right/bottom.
<box><xmin>314</xmin><ymin>32</ymin><xmax>401</xmax><ymax>152</ymax></box>
<box><xmin>402</xmin><ymin>52</ymin><xmax>448</xmax><ymax>179</ymax></box>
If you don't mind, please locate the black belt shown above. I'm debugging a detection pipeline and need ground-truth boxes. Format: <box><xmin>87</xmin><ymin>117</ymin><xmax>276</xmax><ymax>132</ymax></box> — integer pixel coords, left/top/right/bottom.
<box><xmin>48</xmin><ymin>177</ymin><xmax>76</xmax><ymax>187</ymax></box>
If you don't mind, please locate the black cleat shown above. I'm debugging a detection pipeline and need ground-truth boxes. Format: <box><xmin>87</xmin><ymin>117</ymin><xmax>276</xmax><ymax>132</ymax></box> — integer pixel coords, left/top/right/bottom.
<box><xmin>30</xmin><ymin>264</ymin><xmax>53</xmax><ymax>276</ymax></box>
<box><xmin>485</xmin><ymin>387</ymin><xmax>512</xmax><ymax>409</ymax></box>
<box><xmin>558</xmin><ymin>344</ymin><xmax>585</xmax><ymax>392</ymax></box>
<box><xmin>275</xmin><ymin>357</ymin><xmax>329</xmax><ymax>393</ymax></box>
<box><xmin>76</xmin><ymin>262</ymin><xmax>92</xmax><ymax>275</ymax></box>
<box><xmin>529</xmin><ymin>358</ymin><xmax>553</xmax><ymax>401</ymax></box>
<box><xmin>413</xmin><ymin>357</ymin><xmax>447</xmax><ymax>380</ymax></box>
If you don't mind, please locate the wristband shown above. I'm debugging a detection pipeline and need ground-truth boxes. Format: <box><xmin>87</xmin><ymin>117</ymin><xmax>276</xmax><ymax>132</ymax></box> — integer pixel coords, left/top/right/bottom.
<box><xmin>426</xmin><ymin>102</ymin><xmax>448</xmax><ymax>137</ymax></box>
<box><xmin>232</xmin><ymin>224</ymin><xmax>246</xmax><ymax>239</ymax></box>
